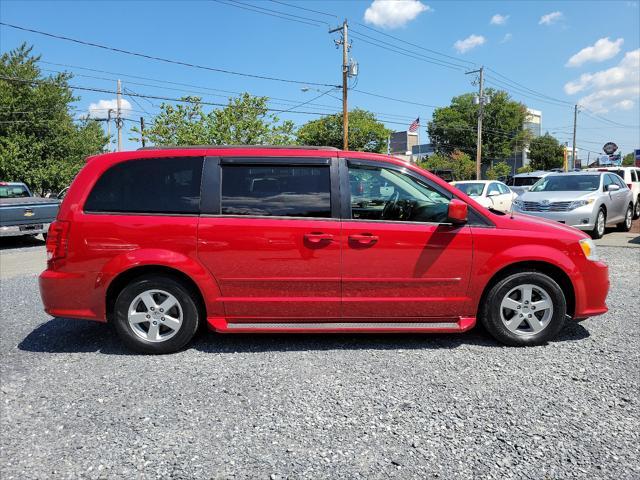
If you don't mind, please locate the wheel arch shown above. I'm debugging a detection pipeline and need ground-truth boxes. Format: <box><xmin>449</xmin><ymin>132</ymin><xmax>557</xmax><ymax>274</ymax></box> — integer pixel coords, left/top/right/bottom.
<box><xmin>478</xmin><ymin>261</ymin><xmax>576</xmax><ymax>318</ymax></box>
<box><xmin>106</xmin><ymin>265</ymin><xmax>207</xmax><ymax>323</ymax></box>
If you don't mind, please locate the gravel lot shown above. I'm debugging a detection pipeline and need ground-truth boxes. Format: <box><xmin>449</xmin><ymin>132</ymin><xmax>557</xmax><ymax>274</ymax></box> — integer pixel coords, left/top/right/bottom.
<box><xmin>1</xmin><ymin>245</ymin><xmax>639</xmax><ymax>479</ymax></box>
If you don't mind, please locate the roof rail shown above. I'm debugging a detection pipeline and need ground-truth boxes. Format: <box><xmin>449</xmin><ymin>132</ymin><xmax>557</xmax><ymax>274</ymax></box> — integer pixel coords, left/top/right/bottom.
<box><xmin>137</xmin><ymin>145</ymin><xmax>341</xmax><ymax>151</ymax></box>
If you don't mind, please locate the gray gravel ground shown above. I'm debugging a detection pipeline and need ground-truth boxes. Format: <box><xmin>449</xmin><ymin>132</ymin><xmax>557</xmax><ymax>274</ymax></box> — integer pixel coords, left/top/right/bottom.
<box><xmin>1</xmin><ymin>246</ymin><xmax>639</xmax><ymax>479</ymax></box>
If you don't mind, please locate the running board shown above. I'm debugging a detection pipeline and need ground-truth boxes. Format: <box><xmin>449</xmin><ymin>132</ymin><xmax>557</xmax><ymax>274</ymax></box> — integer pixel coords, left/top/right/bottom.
<box><xmin>208</xmin><ymin>317</ymin><xmax>475</xmax><ymax>333</ymax></box>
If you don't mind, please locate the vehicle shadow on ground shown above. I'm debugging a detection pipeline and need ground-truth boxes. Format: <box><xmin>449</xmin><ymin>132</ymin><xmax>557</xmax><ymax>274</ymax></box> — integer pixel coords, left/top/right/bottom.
<box><xmin>0</xmin><ymin>235</ymin><xmax>45</xmax><ymax>250</ymax></box>
<box><xmin>18</xmin><ymin>317</ymin><xmax>591</xmax><ymax>355</ymax></box>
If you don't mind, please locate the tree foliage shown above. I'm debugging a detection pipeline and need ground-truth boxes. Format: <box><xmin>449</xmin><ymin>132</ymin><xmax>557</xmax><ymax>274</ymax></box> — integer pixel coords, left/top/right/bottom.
<box><xmin>427</xmin><ymin>89</ymin><xmax>529</xmax><ymax>164</ymax></box>
<box><xmin>132</xmin><ymin>93</ymin><xmax>296</xmax><ymax>146</ymax></box>
<box><xmin>297</xmin><ymin>108</ymin><xmax>391</xmax><ymax>152</ymax></box>
<box><xmin>0</xmin><ymin>43</ymin><xmax>107</xmax><ymax>194</ymax></box>
<box><xmin>517</xmin><ymin>165</ymin><xmax>534</xmax><ymax>174</ymax></box>
<box><xmin>622</xmin><ymin>152</ymin><xmax>635</xmax><ymax>166</ymax></box>
<box><xmin>528</xmin><ymin>133</ymin><xmax>565</xmax><ymax>170</ymax></box>
<box><xmin>418</xmin><ymin>149</ymin><xmax>476</xmax><ymax>180</ymax></box>
<box><xmin>486</xmin><ymin>161</ymin><xmax>511</xmax><ymax>180</ymax></box>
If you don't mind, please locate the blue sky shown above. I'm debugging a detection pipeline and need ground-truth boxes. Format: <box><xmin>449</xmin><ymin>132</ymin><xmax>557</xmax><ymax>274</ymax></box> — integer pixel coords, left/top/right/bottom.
<box><xmin>1</xmin><ymin>0</ymin><xmax>639</xmax><ymax>157</ymax></box>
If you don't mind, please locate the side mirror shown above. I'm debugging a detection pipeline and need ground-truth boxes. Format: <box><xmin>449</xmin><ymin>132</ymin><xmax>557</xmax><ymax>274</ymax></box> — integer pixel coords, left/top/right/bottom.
<box><xmin>447</xmin><ymin>199</ymin><xmax>468</xmax><ymax>224</ymax></box>
<box><xmin>607</xmin><ymin>184</ymin><xmax>620</xmax><ymax>192</ymax></box>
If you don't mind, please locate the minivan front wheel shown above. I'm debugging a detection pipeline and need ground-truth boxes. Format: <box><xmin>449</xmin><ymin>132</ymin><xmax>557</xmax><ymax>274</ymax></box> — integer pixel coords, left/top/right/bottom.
<box><xmin>480</xmin><ymin>272</ymin><xmax>567</xmax><ymax>346</ymax></box>
<box><xmin>113</xmin><ymin>275</ymin><xmax>200</xmax><ymax>354</ymax></box>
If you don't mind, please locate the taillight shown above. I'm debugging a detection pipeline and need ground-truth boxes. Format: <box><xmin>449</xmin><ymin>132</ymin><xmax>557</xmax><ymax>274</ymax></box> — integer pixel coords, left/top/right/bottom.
<box><xmin>46</xmin><ymin>220</ymin><xmax>70</xmax><ymax>264</ymax></box>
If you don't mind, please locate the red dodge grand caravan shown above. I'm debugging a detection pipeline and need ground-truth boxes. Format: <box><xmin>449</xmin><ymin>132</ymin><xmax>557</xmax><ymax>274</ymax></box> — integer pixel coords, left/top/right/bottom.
<box><xmin>39</xmin><ymin>146</ymin><xmax>609</xmax><ymax>354</ymax></box>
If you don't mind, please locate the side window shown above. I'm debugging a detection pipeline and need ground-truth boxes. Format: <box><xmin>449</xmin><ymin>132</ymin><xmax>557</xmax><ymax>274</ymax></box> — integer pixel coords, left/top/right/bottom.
<box><xmin>612</xmin><ymin>174</ymin><xmax>627</xmax><ymax>189</ymax></box>
<box><xmin>348</xmin><ymin>164</ymin><xmax>450</xmax><ymax>223</ymax></box>
<box><xmin>631</xmin><ymin>170</ymin><xmax>638</xmax><ymax>182</ymax></box>
<box><xmin>498</xmin><ymin>183</ymin><xmax>510</xmax><ymax>194</ymax></box>
<box><xmin>220</xmin><ymin>164</ymin><xmax>331</xmax><ymax>217</ymax></box>
<box><xmin>487</xmin><ymin>183</ymin><xmax>501</xmax><ymax>196</ymax></box>
<box><xmin>603</xmin><ymin>174</ymin><xmax>614</xmax><ymax>191</ymax></box>
<box><xmin>85</xmin><ymin>157</ymin><xmax>203</xmax><ymax>214</ymax></box>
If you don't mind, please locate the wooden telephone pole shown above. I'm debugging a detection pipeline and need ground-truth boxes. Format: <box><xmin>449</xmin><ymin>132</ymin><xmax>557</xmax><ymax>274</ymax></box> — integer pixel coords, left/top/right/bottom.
<box><xmin>330</xmin><ymin>20</ymin><xmax>350</xmax><ymax>150</ymax></box>
<box><xmin>466</xmin><ymin>66</ymin><xmax>485</xmax><ymax>179</ymax></box>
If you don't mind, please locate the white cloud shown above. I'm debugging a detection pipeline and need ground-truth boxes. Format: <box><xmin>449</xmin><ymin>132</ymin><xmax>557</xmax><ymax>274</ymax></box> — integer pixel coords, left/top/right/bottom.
<box><xmin>566</xmin><ymin>37</ymin><xmax>624</xmax><ymax>67</ymax></box>
<box><xmin>539</xmin><ymin>11</ymin><xmax>562</xmax><ymax>25</ymax></box>
<box><xmin>363</xmin><ymin>0</ymin><xmax>430</xmax><ymax>29</ymax></box>
<box><xmin>490</xmin><ymin>14</ymin><xmax>509</xmax><ymax>25</ymax></box>
<box><xmin>87</xmin><ymin>98</ymin><xmax>132</xmax><ymax>119</ymax></box>
<box><xmin>564</xmin><ymin>49</ymin><xmax>640</xmax><ymax>113</ymax></box>
<box><xmin>501</xmin><ymin>33</ymin><xmax>513</xmax><ymax>43</ymax></box>
<box><xmin>453</xmin><ymin>34</ymin><xmax>486</xmax><ymax>54</ymax></box>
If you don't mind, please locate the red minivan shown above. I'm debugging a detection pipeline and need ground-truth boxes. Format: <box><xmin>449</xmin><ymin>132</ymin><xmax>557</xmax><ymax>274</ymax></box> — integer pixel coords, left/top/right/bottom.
<box><xmin>39</xmin><ymin>146</ymin><xmax>609</xmax><ymax>354</ymax></box>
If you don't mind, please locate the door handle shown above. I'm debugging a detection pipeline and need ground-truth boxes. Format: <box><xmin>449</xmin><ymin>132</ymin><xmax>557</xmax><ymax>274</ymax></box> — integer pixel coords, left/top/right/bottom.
<box><xmin>349</xmin><ymin>233</ymin><xmax>379</xmax><ymax>245</ymax></box>
<box><xmin>304</xmin><ymin>232</ymin><xmax>333</xmax><ymax>244</ymax></box>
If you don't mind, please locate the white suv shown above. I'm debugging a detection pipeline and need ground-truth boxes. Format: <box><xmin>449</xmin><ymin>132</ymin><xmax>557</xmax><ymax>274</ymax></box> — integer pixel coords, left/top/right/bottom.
<box><xmin>585</xmin><ymin>167</ymin><xmax>640</xmax><ymax>219</ymax></box>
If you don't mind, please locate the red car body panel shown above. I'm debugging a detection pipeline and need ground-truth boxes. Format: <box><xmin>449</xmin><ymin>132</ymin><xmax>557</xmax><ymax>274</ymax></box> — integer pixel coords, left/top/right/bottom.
<box><xmin>39</xmin><ymin>147</ymin><xmax>609</xmax><ymax>334</ymax></box>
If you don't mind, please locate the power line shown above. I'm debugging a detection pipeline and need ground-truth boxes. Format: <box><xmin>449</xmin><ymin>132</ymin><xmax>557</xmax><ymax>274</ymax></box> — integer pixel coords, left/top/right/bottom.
<box><xmin>352</xmin><ymin>89</ymin><xmax>440</xmax><ymax>109</ymax></box>
<box><xmin>212</xmin><ymin>0</ymin><xmax>327</xmax><ymax>27</ymax></box>
<box><xmin>354</xmin><ymin>21</ymin><xmax>476</xmax><ymax>67</ymax></box>
<box><xmin>268</xmin><ymin>0</ymin><xmax>337</xmax><ymax>18</ymax></box>
<box><xmin>0</xmin><ymin>22</ymin><xmax>340</xmax><ymax>88</ymax></box>
<box><xmin>485</xmin><ymin>67</ymin><xmax>573</xmax><ymax>106</ymax></box>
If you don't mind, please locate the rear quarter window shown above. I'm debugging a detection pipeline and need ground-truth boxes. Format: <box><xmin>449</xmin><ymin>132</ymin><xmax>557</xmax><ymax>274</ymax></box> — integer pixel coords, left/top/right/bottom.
<box><xmin>84</xmin><ymin>157</ymin><xmax>203</xmax><ymax>214</ymax></box>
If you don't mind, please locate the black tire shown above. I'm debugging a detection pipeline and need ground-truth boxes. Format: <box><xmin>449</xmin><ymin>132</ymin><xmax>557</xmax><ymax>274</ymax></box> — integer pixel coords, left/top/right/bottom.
<box><xmin>633</xmin><ymin>197</ymin><xmax>640</xmax><ymax>220</ymax></box>
<box><xmin>590</xmin><ymin>207</ymin><xmax>606</xmax><ymax>239</ymax></box>
<box><xmin>617</xmin><ymin>204</ymin><xmax>634</xmax><ymax>232</ymax></box>
<box><xmin>479</xmin><ymin>271</ymin><xmax>567</xmax><ymax>347</ymax></box>
<box><xmin>113</xmin><ymin>275</ymin><xmax>200</xmax><ymax>354</ymax></box>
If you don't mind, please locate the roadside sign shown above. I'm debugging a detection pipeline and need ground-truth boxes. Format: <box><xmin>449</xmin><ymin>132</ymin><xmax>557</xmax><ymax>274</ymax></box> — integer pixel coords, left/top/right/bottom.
<box><xmin>603</xmin><ymin>142</ymin><xmax>618</xmax><ymax>155</ymax></box>
<box><xmin>635</xmin><ymin>149</ymin><xmax>640</xmax><ymax>167</ymax></box>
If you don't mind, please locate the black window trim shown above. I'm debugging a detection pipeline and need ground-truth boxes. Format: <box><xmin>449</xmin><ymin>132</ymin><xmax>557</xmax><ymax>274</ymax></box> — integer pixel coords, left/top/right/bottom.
<box><xmin>342</xmin><ymin>158</ymin><xmax>493</xmax><ymax>227</ymax></box>
<box><xmin>200</xmin><ymin>155</ymin><xmax>340</xmax><ymax>220</ymax></box>
<box><xmin>83</xmin><ymin>156</ymin><xmax>205</xmax><ymax>216</ymax></box>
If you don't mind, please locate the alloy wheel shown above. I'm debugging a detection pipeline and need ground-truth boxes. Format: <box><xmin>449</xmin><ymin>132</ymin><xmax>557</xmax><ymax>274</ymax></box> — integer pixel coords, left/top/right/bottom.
<box><xmin>127</xmin><ymin>289</ymin><xmax>183</xmax><ymax>342</ymax></box>
<box><xmin>625</xmin><ymin>207</ymin><xmax>633</xmax><ymax>229</ymax></box>
<box><xmin>499</xmin><ymin>284</ymin><xmax>554</xmax><ymax>336</ymax></box>
<box><xmin>597</xmin><ymin>211</ymin><xmax>605</xmax><ymax>237</ymax></box>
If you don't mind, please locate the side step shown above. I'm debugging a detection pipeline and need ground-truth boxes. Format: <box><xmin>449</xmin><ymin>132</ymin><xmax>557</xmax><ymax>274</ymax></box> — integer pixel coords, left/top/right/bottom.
<box><xmin>208</xmin><ymin>317</ymin><xmax>476</xmax><ymax>333</ymax></box>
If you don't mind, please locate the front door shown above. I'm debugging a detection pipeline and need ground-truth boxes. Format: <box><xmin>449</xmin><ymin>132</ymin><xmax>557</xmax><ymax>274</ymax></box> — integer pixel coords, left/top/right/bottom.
<box><xmin>341</xmin><ymin>159</ymin><xmax>474</xmax><ymax>320</ymax></box>
<box><xmin>197</xmin><ymin>157</ymin><xmax>341</xmax><ymax>322</ymax></box>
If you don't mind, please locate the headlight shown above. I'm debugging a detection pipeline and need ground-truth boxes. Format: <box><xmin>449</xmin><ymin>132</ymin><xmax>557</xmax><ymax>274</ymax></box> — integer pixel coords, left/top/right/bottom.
<box><xmin>579</xmin><ymin>238</ymin><xmax>599</xmax><ymax>261</ymax></box>
<box><xmin>569</xmin><ymin>198</ymin><xmax>595</xmax><ymax>210</ymax></box>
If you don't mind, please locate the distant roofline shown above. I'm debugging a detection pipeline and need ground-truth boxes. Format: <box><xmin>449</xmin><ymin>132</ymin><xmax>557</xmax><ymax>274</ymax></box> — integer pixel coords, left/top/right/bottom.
<box><xmin>137</xmin><ymin>145</ymin><xmax>340</xmax><ymax>151</ymax></box>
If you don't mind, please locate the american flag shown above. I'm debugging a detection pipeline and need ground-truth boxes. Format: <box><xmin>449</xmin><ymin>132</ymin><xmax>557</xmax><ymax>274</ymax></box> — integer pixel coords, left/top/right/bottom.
<box><xmin>408</xmin><ymin>117</ymin><xmax>420</xmax><ymax>132</ymax></box>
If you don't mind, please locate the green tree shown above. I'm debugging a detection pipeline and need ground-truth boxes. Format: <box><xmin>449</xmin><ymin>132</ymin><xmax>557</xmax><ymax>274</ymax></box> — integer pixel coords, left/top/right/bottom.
<box><xmin>427</xmin><ymin>89</ymin><xmax>528</xmax><ymax>165</ymax></box>
<box><xmin>418</xmin><ymin>149</ymin><xmax>476</xmax><ymax>180</ymax></box>
<box><xmin>528</xmin><ymin>133</ymin><xmax>565</xmax><ymax>170</ymax></box>
<box><xmin>133</xmin><ymin>93</ymin><xmax>296</xmax><ymax>146</ymax></box>
<box><xmin>622</xmin><ymin>152</ymin><xmax>635</xmax><ymax>166</ymax></box>
<box><xmin>486</xmin><ymin>161</ymin><xmax>511</xmax><ymax>180</ymax></box>
<box><xmin>517</xmin><ymin>165</ymin><xmax>534</xmax><ymax>174</ymax></box>
<box><xmin>297</xmin><ymin>108</ymin><xmax>391</xmax><ymax>152</ymax></box>
<box><xmin>0</xmin><ymin>43</ymin><xmax>107</xmax><ymax>194</ymax></box>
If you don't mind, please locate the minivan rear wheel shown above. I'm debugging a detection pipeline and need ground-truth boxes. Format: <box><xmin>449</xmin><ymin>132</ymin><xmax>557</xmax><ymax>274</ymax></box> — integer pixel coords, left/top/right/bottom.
<box><xmin>480</xmin><ymin>272</ymin><xmax>567</xmax><ymax>346</ymax></box>
<box><xmin>113</xmin><ymin>275</ymin><xmax>200</xmax><ymax>354</ymax></box>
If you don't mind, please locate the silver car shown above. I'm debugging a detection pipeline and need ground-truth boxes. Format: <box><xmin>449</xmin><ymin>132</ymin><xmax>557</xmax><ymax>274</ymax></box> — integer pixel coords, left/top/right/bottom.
<box><xmin>513</xmin><ymin>172</ymin><xmax>634</xmax><ymax>239</ymax></box>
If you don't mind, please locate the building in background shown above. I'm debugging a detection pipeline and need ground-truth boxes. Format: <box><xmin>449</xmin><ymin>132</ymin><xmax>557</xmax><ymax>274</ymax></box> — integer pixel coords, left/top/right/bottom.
<box><xmin>388</xmin><ymin>131</ymin><xmax>420</xmax><ymax>162</ymax></box>
<box><xmin>499</xmin><ymin>108</ymin><xmax>543</xmax><ymax>175</ymax></box>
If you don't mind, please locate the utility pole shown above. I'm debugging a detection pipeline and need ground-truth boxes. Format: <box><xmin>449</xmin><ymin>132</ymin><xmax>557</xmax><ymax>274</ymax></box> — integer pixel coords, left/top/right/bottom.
<box><xmin>466</xmin><ymin>66</ymin><xmax>485</xmax><ymax>179</ymax></box>
<box><xmin>140</xmin><ymin>117</ymin><xmax>146</xmax><ymax>148</ymax></box>
<box><xmin>116</xmin><ymin>79</ymin><xmax>123</xmax><ymax>152</ymax></box>
<box><xmin>330</xmin><ymin>20</ymin><xmax>350</xmax><ymax>150</ymax></box>
<box><xmin>106</xmin><ymin>109</ymin><xmax>113</xmax><ymax>152</ymax></box>
<box><xmin>571</xmin><ymin>104</ymin><xmax>578</xmax><ymax>171</ymax></box>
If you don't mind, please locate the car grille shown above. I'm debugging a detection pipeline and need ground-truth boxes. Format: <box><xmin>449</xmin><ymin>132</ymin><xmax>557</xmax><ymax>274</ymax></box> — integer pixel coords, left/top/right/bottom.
<box><xmin>522</xmin><ymin>201</ymin><xmax>572</xmax><ymax>212</ymax></box>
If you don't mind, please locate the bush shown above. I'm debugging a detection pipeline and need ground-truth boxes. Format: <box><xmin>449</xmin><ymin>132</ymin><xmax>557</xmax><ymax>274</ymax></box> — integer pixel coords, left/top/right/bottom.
<box><xmin>516</xmin><ymin>165</ymin><xmax>534</xmax><ymax>174</ymax></box>
<box><xmin>418</xmin><ymin>150</ymin><xmax>476</xmax><ymax>180</ymax></box>
<box><xmin>486</xmin><ymin>162</ymin><xmax>511</xmax><ymax>180</ymax></box>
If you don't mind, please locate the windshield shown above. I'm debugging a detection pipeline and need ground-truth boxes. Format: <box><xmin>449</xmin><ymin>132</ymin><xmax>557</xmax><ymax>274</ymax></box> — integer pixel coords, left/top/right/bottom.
<box><xmin>510</xmin><ymin>177</ymin><xmax>541</xmax><ymax>187</ymax></box>
<box><xmin>0</xmin><ymin>184</ymin><xmax>30</xmax><ymax>198</ymax></box>
<box><xmin>530</xmin><ymin>175</ymin><xmax>600</xmax><ymax>192</ymax></box>
<box><xmin>455</xmin><ymin>183</ymin><xmax>485</xmax><ymax>196</ymax></box>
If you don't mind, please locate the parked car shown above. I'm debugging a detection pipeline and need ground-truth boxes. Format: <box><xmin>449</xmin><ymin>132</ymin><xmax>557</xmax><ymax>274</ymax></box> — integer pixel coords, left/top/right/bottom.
<box><xmin>0</xmin><ymin>182</ymin><xmax>60</xmax><ymax>239</ymax></box>
<box><xmin>506</xmin><ymin>170</ymin><xmax>552</xmax><ymax>196</ymax></box>
<box><xmin>513</xmin><ymin>172</ymin><xmax>634</xmax><ymax>239</ymax></box>
<box><xmin>584</xmin><ymin>167</ymin><xmax>640</xmax><ymax>219</ymax></box>
<box><xmin>451</xmin><ymin>180</ymin><xmax>517</xmax><ymax>212</ymax></box>
<box><xmin>40</xmin><ymin>146</ymin><xmax>610</xmax><ymax>354</ymax></box>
